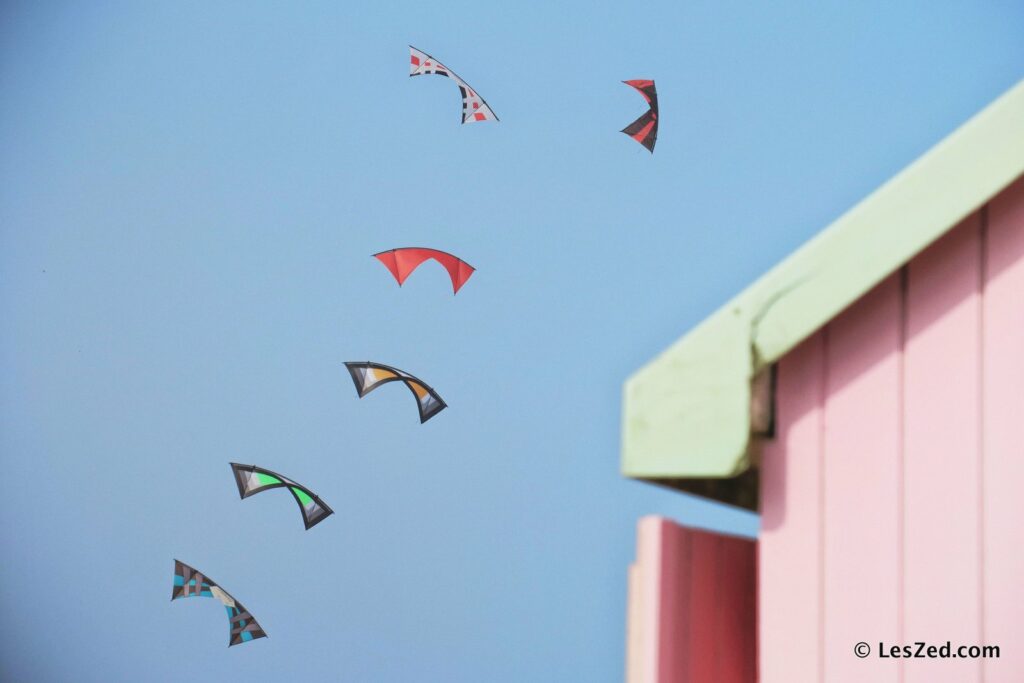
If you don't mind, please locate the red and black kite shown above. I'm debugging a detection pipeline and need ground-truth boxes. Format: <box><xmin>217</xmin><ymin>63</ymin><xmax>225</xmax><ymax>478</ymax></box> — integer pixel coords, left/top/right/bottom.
<box><xmin>621</xmin><ymin>80</ymin><xmax>658</xmax><ymax>153</ymax></box>
<box><xmin>373</xmin><ymin>247</ymin><xmax>475</xmax><ymax>294</ymax></box>
<box><xmin>344</xmin><ymin>361</ymin><xmax>447</xmax><ymax>423</ymax></box>
<box><xmin>409</xmin><ymin>46</ymin><xmax>498</xmax><ymax>124</ymax></box>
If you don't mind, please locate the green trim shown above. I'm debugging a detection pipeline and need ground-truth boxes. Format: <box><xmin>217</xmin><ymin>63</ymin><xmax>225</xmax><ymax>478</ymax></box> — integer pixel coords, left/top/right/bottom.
<box><xmin>291</xmin><ymin>487</ymin><xmax>313</xmax><ymax>507</ymax></box>
<box><xmin>621</xmin><ymin>78</ymin><xmax>1024</xmax><ymax>508</ymax></box>
<box><xmin>257</xmin><ymin>473</ymin><xmax>282</xmax><ymax>487</ymax></box>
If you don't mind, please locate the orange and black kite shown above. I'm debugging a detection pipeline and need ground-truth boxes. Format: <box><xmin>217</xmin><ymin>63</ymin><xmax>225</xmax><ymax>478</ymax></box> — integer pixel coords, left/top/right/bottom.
<box><xmin>373</xmin><ymin>248</ymin><xmax>475</xmax><ymax>294</ymax></box>
<box><xmin>621</xmin><ymin>80</ymin><xmax>658</xmax><ymax>153</ymax></box>
<box><xmin>344</xmin><ymin>361</ymin><xmax>447</xmax><ymax>423</ymax></box>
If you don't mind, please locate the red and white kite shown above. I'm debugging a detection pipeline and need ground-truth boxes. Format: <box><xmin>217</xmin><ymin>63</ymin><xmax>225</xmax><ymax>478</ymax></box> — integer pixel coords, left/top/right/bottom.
<box><xmin>373</xmin><ymin>248</ymin><xmax>475</xmax><ymax>294</ymax></box>
<box><xmin>409</xmin><ymin>46</ymin><xmax>499</xmax><ymax>124</ymax></box>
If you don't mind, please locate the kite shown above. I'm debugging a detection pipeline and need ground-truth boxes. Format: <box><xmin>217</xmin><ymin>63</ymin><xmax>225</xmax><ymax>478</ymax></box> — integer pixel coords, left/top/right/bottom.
<box><xmin>373</xmin><ymin>248</ymin><xmax>476</xmax><ymax>294</ymax></box>
<box><xmin>621</xmin><ymin>80</ymin><xmax>659</xmax><ymax>153</ymax></box>
<box><xmin>229</xmin><ymin>463</ymin><xmax>334</xmax><ymax>530</ymax></box>
<box><xmin>344</xmin><ymin>361</ymin><xmax>446</xmax><ymax>423</ymax></box>
<box><xmin>409</xmin><ymin>46</ymin><xmax>498</xmax><ymax>124</ymax></box>
<box><xmin>170</xmin><ymin>560</ymin><xmax>267</xmax><ymax>646</ymax></box>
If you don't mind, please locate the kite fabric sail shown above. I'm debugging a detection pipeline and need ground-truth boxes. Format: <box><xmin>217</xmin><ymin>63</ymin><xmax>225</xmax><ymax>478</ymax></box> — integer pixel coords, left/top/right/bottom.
<box><xmin>171</xmin><ymin>560</ymin><xmax>267</xmax><ymax>646</ymax></box>
<box><xmin>373</xmin><ymin>248</ymin><xmax>476</xmax><ymax>294</ymax></box>
<box><xmin>409</xmin><ymin>46</ymin><xmax>498</xmax><ymax>124</ymax></box>
<box><xmin>621</xmin><ymin>80</ymin><xmax>659</xmax><ymax>153</ymax></box>
<box><xmin>229</xmin><ymin>463</ymin><xmax>334</xmax><ymax>530</ymax></box>
<box><xmin>344</xmin><ymin>361</ymin><xmax>447</xmax><ymax>423</ymax></box>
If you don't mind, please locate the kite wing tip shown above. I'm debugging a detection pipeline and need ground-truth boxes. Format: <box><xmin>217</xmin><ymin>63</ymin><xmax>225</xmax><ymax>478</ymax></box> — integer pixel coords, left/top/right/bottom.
<box><xmin>228</xmin><ymin>463</ymin><xmax>251</xmax><ymax>499</ymax></box>
<box><xmin>304</xmin><ymin>514</ymin><xmax>333</xmax><ymax>531</ymax></box>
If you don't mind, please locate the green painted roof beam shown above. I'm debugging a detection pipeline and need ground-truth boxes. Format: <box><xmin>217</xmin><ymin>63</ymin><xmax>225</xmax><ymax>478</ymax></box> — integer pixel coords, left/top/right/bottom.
<box><xmin>622</xmin><ymin>78</ymin><xmax>1024</xmax><ymax>509</ymax></box>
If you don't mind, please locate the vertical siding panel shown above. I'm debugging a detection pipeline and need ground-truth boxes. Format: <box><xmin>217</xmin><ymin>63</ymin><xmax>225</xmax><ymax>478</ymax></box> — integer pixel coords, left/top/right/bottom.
<box><xmin>715</xmin><ymin>535</ymin><xmax>758</xmax><ymax>683</ymax></box>
<box><xmin>687</xmin><ymin>532</ymin><xmax>717</xmax><ymax>682</ymax></box>
<box><xmin>627</xmin><ymin>516</ymin><xmax>664</xmax><ymax>683</ymax></box>
<box><xmin>822</xmin><ymin>274</ymin><xmax>902</xmax><ymax>682</ymax></box>
<box><xmin>760</xmin><ymin>332</ymin><xmax>825</xmax><ymax>683</ymax></box>
<box><xmin>903</xmin><ymin>216</ymin><xmax>983</xmax><ymax>683</ymax></box>
<box><xmin>657</xmin><ymin>521</ymin><xmax>690</xmax><ymax>682</ymax></box>
<box><xmin>626</xmin><ymin>563</ymin><xmax>643</xmax><ymax>683</ymax></box>
<box><xmin>983</xmin><ymin>176</ymin><xmax>1024</xmax><ymax>682</ymax></box>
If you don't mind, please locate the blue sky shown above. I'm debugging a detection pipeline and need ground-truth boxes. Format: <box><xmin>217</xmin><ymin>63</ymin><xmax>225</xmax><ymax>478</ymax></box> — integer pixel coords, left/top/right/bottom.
<box><xmin>1</xmin><ymin>2</ymin><xmax>1021</xmax><ymax>681</ymax></box>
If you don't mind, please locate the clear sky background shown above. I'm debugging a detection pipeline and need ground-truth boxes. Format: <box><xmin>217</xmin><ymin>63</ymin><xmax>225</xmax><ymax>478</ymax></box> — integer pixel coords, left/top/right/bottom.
<box><xmin>1</xmin><ymin>2</ymin><xmax>1021</xmax><ymax>681</ymax></box>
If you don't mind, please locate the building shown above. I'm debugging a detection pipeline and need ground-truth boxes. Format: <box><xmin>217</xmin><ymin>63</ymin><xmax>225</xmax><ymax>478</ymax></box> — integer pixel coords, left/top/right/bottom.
<box><xmin>623</xmin><ymin>79</ymin><xmax>1024</xmax><ymax>683</ymax></box>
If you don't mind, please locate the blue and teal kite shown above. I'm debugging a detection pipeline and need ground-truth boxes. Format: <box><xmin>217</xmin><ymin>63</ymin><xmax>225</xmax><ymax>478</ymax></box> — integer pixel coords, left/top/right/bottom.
<box><xmin>171</xmin><ymin>560</ymin><xmax>267</xmax><ymax>646</ymax></box>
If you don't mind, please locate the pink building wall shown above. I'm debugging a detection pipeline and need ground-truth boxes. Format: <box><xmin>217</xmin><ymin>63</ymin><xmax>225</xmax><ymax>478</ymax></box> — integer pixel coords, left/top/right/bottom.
<box><xmin>626</xmin><ymin>517</ymin><xmax>756</xmax><ymax>683</ymax></box>
<box><xmin>760</xmin><ymin>175</ymin><xmax>1024</xmax><ymax>683</ymax></box>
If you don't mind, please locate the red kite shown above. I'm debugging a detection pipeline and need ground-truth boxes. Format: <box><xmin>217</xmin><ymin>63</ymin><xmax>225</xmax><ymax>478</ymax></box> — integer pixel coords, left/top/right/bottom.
<box><xmin>409</xmin><ymin>46</ymin><xmax>498</xmax><ymax>124</ymax></box>
<box><xmin>373</xmin><ymin>248</ymin><xmax>475</xmax><ymax>294</ymax></box>
<box><xmin>621</xmin><ymin>80</ymin><xmax>658</xmax><ymax>153</ymax></box>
